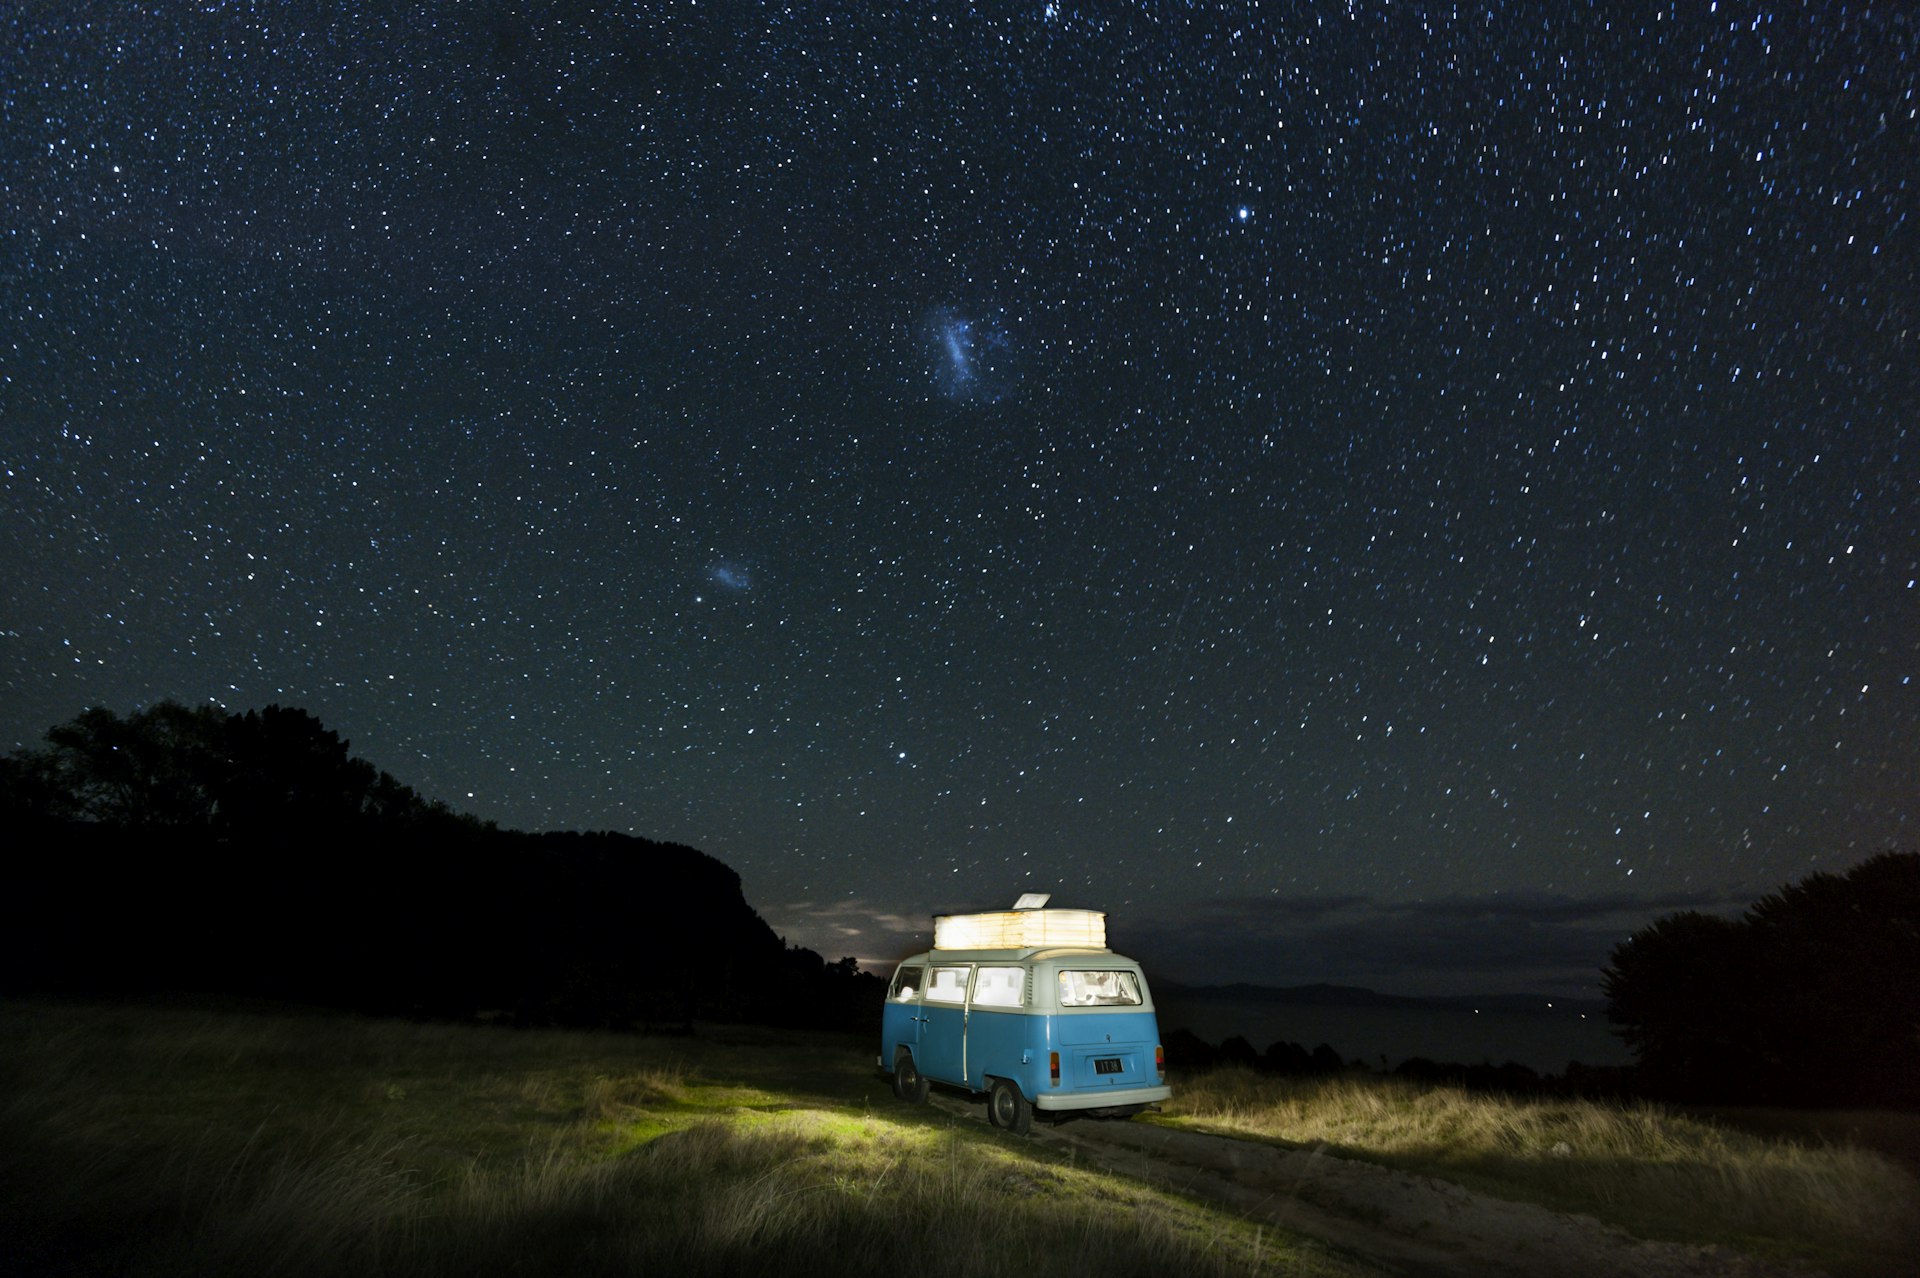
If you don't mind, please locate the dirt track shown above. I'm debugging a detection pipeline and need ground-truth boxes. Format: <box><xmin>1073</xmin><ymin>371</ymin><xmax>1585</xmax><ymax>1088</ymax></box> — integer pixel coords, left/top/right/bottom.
<box><xmin>927</xmin><ymin>1093</ymin><xmax>1819</xmax><ymax>1277</ymax></box>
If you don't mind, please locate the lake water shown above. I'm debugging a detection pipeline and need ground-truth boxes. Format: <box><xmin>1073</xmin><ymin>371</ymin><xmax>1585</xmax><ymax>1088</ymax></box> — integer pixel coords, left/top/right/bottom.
<box><xmin>1153</xmin><ymin>993</ymin><xmax>1632</xmax><ymax>1073</ymax></box>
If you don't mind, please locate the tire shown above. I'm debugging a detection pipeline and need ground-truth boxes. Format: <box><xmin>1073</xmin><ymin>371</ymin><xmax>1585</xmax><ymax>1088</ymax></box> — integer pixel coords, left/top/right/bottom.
<box><xmin>893</xmin><ymin>1049</ymin><xmax>929</xmax><ymax>1104</ymax></box>
<box><xmin>986</xmin><ymin>1077</ymin><xmax>1032</xmax><ymax>1135</ymax></box>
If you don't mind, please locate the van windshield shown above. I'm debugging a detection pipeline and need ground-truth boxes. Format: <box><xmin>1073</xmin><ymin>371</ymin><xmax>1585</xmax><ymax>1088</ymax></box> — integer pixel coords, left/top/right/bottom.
<box><xmin>1057</xmin><ymin>970</ymin><xmax>1142</xmax><ymax>1007</ymax></box>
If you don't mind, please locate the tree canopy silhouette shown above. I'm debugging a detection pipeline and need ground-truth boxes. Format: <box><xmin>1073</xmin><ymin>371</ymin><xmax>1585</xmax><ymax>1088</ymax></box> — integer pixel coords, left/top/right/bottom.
<box><xmin>2</xmin><ymin>701</ymin><xmax>471</xmax><ymax>834</ymax></box>
<box><xmin>1603</xmin><ymin>852</ymin><xmax>1920</xmax><ymax>1107</ymax></box>
<box><xmin>3</xmin><ymin>701</ymin><xmax>881</xmax><ymax>1030</ymax></box>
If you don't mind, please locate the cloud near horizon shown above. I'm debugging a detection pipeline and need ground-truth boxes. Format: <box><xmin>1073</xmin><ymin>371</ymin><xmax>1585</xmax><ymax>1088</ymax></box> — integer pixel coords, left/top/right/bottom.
<box><xmin>766</xmin><ymin>889</ymin><xmax>1753</xmax><ymax>999</ymax></box>
<box><xmin>759</xmin><ymin>898</ymin><xmax>932</xmax><ymax>966</ymax></box>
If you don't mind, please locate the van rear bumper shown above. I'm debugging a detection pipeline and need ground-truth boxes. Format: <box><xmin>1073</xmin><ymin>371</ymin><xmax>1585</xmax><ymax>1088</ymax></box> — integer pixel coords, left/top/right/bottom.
<box><xmin>1034</xmin><ymin>1083</ymin><xmax>1171</xmax><ymax>1112</ymax></box>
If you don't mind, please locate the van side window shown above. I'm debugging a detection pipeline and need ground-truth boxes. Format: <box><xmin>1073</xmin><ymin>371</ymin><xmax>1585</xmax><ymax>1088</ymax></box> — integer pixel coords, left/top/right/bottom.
<box><xmin>891</xmin><ymin>965</ymin><xmax>924</xmax><ymax>1001</ymax></box>
<box><xmin>971</xmin><ymin>965</ymin><xmax>1025</xmax><ymax>1008</ymax></box>
<box><xmin>1057</xmin><ymin>970</ymin><xmax>1142</xmax><ymax>1007</ymax></box>
<box><xmin>925</xmin><ymin>965</ymin><xmax>971</xmax><ymax>1004</ymax></box>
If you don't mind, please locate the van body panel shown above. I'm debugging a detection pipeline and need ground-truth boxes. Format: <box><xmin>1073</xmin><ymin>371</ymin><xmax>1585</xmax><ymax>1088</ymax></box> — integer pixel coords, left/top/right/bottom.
<box><xmin>959</xmin><ymin>1005</ymin><xmax>1030</xmax><ymax>1090</ymax></box>
<box><xmin>879</xmin><ymin>1009</ymin><xmax>918</xmax><ymax>1071</ymax></box>
<box><xmin>919</xmin><ymin>1001</ymin><xmax>967</xmax><ymax>1080</ymax></box>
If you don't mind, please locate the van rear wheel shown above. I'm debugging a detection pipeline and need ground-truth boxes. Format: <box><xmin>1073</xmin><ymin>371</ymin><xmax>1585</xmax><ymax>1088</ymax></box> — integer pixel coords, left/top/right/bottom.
<box><xmin>986</xmin><ymin>1078</ymin><xmax>1032</xmax><ymax>1135</ymax></box>
<box><xmin>893</xmin><ymin>1050</ymin><xmax>929</xmax><ymax>1103</ymax></box>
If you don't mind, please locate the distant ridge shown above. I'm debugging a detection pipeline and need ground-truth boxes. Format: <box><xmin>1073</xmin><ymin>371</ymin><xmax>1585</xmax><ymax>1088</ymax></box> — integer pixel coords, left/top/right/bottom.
<box><xmin>1154</xmin><ymin>980</ymin><xmax>1606</xmax><ymax>1016</ymax></box>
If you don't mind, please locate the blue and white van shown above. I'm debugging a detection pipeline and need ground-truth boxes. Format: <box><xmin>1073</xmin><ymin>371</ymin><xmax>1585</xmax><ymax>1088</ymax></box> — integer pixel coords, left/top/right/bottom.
<box><xmin>879</xmin><ymin>899</ymin><xmax>1170</xmax><ymax>1134</ymax></box>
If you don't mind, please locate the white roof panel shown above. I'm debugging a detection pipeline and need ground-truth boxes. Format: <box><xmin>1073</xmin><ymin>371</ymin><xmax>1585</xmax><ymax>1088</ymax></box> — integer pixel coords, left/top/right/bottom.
<box><xmin>932</xmin><ymin>908</ymin><xmax>1106</xmax><ymax>951</ymax></box>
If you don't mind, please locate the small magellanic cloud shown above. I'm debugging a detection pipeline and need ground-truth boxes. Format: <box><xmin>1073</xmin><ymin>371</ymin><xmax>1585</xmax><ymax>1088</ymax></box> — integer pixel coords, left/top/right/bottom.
<box><xmin>698</xmin><ymin>561</ymin><xmax>755</xmax><ymax>598</ymax></box>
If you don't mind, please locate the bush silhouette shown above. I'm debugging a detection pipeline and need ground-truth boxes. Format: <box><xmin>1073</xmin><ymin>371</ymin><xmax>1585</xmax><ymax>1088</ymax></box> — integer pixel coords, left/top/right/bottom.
<box><xmin>1603</xmin><ymin>852</ymin><xmax>1920</xmax><ymax>1107</ymax></box>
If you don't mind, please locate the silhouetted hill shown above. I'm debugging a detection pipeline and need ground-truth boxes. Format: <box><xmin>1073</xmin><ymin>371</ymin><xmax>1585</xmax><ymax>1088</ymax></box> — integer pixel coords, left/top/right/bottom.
<box><xmin>1</xmin><ymin>703</ymin><xmax>883</xmax><ymax>1029</ymax></box>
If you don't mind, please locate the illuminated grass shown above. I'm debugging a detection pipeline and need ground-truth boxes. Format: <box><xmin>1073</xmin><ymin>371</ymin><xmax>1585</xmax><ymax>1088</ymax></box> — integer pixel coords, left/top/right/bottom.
<box><xmin>1159</xmin><ymin>1066</ymin><xmax>1920</xmax><ymax>1276</ymax></box>
<box><xmin>0</xmin><ymin>1002</ymin><xmax>1362</xmax><ymax>1277</ymax></box>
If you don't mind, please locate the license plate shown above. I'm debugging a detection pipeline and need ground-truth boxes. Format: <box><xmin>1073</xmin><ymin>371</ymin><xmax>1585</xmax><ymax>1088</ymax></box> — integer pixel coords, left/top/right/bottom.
<box><xmin>1094</xmin><ymin>1057</ymin><xmax>1123</xmax><ymax>1075</ymax></box>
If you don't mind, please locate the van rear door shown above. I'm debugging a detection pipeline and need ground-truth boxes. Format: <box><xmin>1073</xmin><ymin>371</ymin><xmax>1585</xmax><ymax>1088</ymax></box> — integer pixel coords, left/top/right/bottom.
<box><xmin>1052</xmin><ymin>967</ymin><xmax>1154</xmax><ymax>1090</ymax></box>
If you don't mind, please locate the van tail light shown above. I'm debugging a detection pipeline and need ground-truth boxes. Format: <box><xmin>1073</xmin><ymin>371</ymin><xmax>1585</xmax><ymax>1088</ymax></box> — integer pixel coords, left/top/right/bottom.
<box><xmin>1049</xmin><ymin>1051</ymin><xmax>1060</xmax><ymax>1087</ymax></box>
<box><xmin>1155</xmin><ymin>1044</ymin><xmax>1165</xmax><ymax>1082</ymax></box>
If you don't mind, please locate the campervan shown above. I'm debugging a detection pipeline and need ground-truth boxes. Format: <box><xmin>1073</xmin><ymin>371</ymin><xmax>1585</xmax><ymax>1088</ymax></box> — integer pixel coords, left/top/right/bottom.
<box><xmin>879</xmin><ymin>897</ymin><xmax>1170</xmax><ymax>1134</ymax></box>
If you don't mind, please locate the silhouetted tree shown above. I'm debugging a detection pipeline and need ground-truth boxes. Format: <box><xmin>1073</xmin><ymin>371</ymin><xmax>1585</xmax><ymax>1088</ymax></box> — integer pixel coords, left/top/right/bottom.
<box><xmin>212</xmin><ymin>705</ymin><xmax>466</xmax><ymax>837</ymax></box>
<box><xmin>0</xmin><ymin>747</ymin><xmax>67</xmax><ymax>822</ymax></box>
<box><xmin>1161</xmin><ymin>1027</ymin><xmax>1217</xmax><ymax>1071</ymax></box>
<box><xmin>1262</xmin><ymin>1039</ymin><xmax>1315</xmax><ymax>1075</ymax></box>
<box><xmin>1462</xmin><ymin>1060</ymin><xmax>1539</xmax><ymax>1093</ymax></box>
<box><xmin>1217</xmin><ymin>1034</ymin><xmax>1260</xmax><ymax>1068</ymax></box>
<box><xmin>1604</xmin><ymin>852</ymin><xmax>1920</xmax><ymax>1107</ymax></box>
<box><xmin>1602</xmin><ymin>910</ymin><xmax>1760</xmax><ymax>1101</ymax></box>
<box><xmin>13</xmin><ymin>702</ymin><xmax>228</xmax><ymax>826</ymax></box>
<box><xmin>1746</xmin><ymin>852</ymin><xmax>1920</xmax><ymax>1105</ymax></box>
<box><xmin>1</xmin><ymin>700</ymin><xmax>457</xmax><ymax>837</ymax></box>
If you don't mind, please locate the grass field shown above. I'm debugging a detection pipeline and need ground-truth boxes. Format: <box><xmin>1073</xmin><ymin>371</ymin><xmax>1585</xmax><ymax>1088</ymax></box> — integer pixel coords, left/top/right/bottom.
<box><xmin>0</xmin><ymin>1000</ymin><xmax>1364</xmax><ymax>1277</ymax></box>
<box><xmin>9</xmin><ymin>999</ymin><xmax>1916</xmax><ymax>1277</ymax></box>
<box><xmin>1158</xmin><ymin>1067</ymin><xmax>1920</xmax><ymax>1276</ymax></box>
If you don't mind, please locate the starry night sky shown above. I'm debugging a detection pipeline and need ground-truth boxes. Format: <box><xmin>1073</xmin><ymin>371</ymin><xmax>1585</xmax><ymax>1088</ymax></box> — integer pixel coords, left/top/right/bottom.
<box><xmin>5</xmin><ymin>2</ymin><xmax>1915</xmax><ymax>997</ymax></box>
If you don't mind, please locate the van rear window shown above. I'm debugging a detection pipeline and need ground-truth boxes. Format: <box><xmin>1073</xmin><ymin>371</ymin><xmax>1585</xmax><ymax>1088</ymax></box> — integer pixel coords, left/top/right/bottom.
<box><xmin>1057</xmin><ymin>970</ymin><xmax>1142</xmax><ymax>1007</ymax></box>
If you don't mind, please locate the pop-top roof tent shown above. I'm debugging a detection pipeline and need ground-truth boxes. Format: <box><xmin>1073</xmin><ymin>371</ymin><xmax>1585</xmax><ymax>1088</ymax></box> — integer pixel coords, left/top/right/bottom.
<box><xmin>931</xmin><ymin>893</ymin><xmax>1107</xmax><ymax>951</ymax></box>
